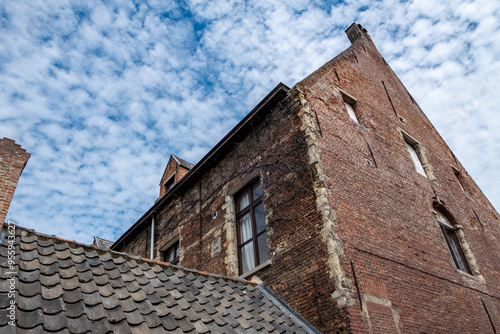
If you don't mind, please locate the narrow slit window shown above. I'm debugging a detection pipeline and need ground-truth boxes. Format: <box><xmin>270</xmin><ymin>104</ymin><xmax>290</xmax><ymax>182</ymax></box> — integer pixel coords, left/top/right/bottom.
<box><xmin>340</xmin><ymin>90</ymin><xmax>359</xmax><ymax>123</ymax></box>
<box><xmin>452</xmin><ymin>167</ymin><xmax>465</xmax><ymax>192</ymax></box>
<box><xmin>344</xmin><ymin>101</ymin><xmax>359</xmax><ymax>123</ymax></box>
<box><xmin>405</xmin><ymin>139</ymin><xmax>426</xmax><ymax>177</ymax></box>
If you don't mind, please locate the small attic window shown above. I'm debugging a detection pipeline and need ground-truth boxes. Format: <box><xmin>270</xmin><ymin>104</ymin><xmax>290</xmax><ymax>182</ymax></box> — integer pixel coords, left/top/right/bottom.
<box><xmin>339</xmin><ymin>89</ymin><xmax>359</xmax><ymax>123</ymax></box>
<box><xmin>164</xmin><ymin>173</ymin><xmax>175</xmax><ymax>192</ymax></box>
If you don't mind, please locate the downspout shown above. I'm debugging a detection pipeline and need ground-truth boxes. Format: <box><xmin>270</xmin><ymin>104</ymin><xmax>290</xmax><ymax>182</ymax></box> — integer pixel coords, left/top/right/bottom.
<box><xmin>150</xmin><ymin>216</ymin><xmax>155</xmax><ymax>259</ymax></box>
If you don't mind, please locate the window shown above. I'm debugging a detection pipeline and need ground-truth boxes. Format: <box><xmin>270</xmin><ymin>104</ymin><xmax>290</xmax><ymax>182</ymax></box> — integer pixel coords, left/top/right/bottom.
<box><xmin>344</xmin><ymin>101</ymin><xmax>359</xmax><ymax>123</ymax></box>
<box><xmin>452</xmin><ymin>166</ymin><xmax>465</xmax><ymax>192</ymax></box>
<box><xmin>235</xmin><ymin>178</ymin><xmax>269</xmax><ymax>274</ymax></box>
<box><xmin>404</xmin><ymin>138</ymin><xmax>426</xmax><ymax>177</ymax></box>
<box><xmin>164</xmin><ymin>176</ymin><xmax>175</xmax><ymax>192</ymax></box>
<box><xmin>436</xmin><ymin>211</ymin><xmax>472</xmax><ymax>274</ymax></box>
<box><xmin>164</xmin><ymin>240</ymin><xmax>180</xmax><ymax>265</ymax></box>
<box><xmin>340</xmin><ymin>90</ymin><xmax>359</xmax><ymax>123</ymax></box>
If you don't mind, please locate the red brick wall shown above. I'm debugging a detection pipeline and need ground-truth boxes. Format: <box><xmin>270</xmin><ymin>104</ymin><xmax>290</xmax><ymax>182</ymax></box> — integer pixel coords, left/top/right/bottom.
<box><xmin>0</xmin><ymin>138</ymin><xmax>30</xmax><ymax>224</ymax></box>
<box><xmin>300</xmin><ymin>24</ymin><xmax>500</xmax><ymax>333</ymax></box>
<box><xmin>115</xmin><ymin>25</ymin><xmax>500</xmax><ymax>334</ymax></box>
<box><xmin>115</xmin><ymin>94</ymin><xmax>352</xmax><ymax>333</ymax></box>
<box><xmin>158</xmin><ymin>157</ymin><xmax>193</xmax><ymax>199</ymax></box>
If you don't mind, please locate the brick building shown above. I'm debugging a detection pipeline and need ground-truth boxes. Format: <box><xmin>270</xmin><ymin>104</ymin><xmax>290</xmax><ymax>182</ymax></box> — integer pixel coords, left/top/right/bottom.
<box><xmin>112</xmin><ymin>24</ymin><xmax>500</xmax><ymax>333</ymax></box>
<box><xmin>0</xmin><ymin>138</ymin><xmax>30</xmax><ymax>224</ymax></box>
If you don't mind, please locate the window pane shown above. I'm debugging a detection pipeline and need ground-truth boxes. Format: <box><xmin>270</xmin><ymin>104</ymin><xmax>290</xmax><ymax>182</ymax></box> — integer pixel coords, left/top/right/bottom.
<box><xmin>344</xmin><ymin>101</ymin><xmax>359</xmax><ymax>123</ymax></box>
<box><xmin>436</xmin><ymin>211</ymin><xmax>449</xmax><ymax>226</ymax></box>
<box><xmin>239</xmin><ymin>213</ymin><xmax>252</xmax><ymax>243</ymax></box>
<box><xmin>257</xmin><ymin>232</ymin><xmax>269</xmax><ymax>264</ymax></box>
<box><xmin>241</xmin><ymin>243</ymin><xmax>255</xmax><ymax>273</ymax></box>
<box><xmin>405</xmin><ymin>141</ymin><xmax>426</xmax><ymax>177</ymax></box>
<box><xmin>165</xmin><ymin>242</ymin><xmax>179</xmax><ymax>264</ymax></box>
<box><xmin>237</xmin><ymin>192</ymin><xmax>250</xmax><ymax>211</ymax></box>
<box><xmin>253</xmin><ymin>182</ymin><xmax>263</xmax><ymax>200</ymax></box>
<box><xmin>255</xmin><ymin>203</ymin><xmax>266</xmax><ymax>234</ymax></box>
<box><xmin>444</xmin><ymin>229</ymin><xmax>470</xmax><ymax>273</ymax></box>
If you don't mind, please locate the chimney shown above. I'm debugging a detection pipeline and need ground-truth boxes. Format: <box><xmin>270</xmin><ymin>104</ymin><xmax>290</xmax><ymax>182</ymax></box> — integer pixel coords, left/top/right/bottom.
<box><xmin>0</xmin><ymin>138</ymin><xmax>30</xmax><ymax>223</ymax></box>
<box><xmin>345</xmin><ymin>23</ymin><xmax>370</xmax><ymax>44</ymax></box>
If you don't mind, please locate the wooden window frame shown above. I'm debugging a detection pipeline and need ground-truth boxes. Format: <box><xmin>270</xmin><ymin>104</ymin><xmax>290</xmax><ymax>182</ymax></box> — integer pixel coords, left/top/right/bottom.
<box><xmin>404</xmin><ymin>136</ymin><xmax>427</xmax><ymax>177</ymax></box>
<box><xmin>164</xmin><ymin>175</ymin><xmax>175</xmax><ymax>192</ymax></box>
<box><xmin>235</xmin><ymin>178</ymin><xmax>267</xmax><ymax>275</ymax></box>
<box><xmin>437</xmin><ymin>214</ymin><xmax>472</xmax><ymax>275</ymax></box>
<box><xmin>163</xmin><ymin>240</ymin><xmax>180</xmax><ymax>265</ymax></box>
<box><xmin>339</xmin><ymin>89</ymin><xmax>359</xmax><ymax>123</ymax></box>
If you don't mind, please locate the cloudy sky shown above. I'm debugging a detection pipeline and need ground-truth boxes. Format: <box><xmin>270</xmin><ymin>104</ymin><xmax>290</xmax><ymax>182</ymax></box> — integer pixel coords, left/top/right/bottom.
<box><xmin>2</xmin><ymin>0</ymin><xmax>499</xmax><ymax>244</ymax></box>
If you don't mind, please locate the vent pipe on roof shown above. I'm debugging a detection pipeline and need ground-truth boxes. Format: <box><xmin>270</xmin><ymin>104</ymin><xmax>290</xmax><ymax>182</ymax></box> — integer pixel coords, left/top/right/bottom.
<box><xmin>150</xmin><ymin>217</ymin><xmax>155</xmax><ymax>259</ymax></box>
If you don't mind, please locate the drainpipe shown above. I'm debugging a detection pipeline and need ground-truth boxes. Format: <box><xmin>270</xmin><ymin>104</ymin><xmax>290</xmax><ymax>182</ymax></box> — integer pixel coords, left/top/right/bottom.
<box><xmin>150</xmin><ymin>217</ymin><xmax>155</xmax><ymax>259</ymax></box>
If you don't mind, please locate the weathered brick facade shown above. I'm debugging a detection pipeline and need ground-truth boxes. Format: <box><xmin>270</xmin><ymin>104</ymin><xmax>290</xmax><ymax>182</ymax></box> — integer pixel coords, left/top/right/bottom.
<box><xmin>0</xmin><ymin>138</ymin><xmax>30</xmax><ymax>224</ymax></box>
<box><xmin>113</xmin><ymin>24</ymin><xmax>500</xmax><ymax>333</ymax></box>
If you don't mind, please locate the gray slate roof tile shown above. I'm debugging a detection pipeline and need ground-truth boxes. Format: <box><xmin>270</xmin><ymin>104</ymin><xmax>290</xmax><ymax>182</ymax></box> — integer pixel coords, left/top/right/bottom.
<box><xmin>62</xmin><ymin>288</ymin><xmax>83</xmax><ymax>304</ymax></box>
<box><xmin>0</xmin><ymin>225</ymin><xmax>319</xmax><ymax>334</ymax></box>
<box><xmin>65</xmin><ymin>300</ymin><xmax>85</xmax><ymax>318</ymax></box>
<box><xmin>66</xmin><ymin>314</ymin><xmax>91</xmax><ymax>334</ymax></box>
<box><xmin>40</xmin><ymin>272</ymin><xmax>60</xmax><ymax>287</ymax></box>
<box><xmin>42</xmin><ymin>297</ymin><xmax>64</xmax><ymax>314</ymax></box>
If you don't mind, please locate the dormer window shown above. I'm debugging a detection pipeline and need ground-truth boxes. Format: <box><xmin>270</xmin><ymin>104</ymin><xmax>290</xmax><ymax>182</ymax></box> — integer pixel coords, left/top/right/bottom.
<box><xmin>159</xmin><ymin>155</ymin><xmax>194</xmax><ymax>199</ymax></box>
<box><xmin>164</xmin><ymin>175</ymin><xmax>175</xmax><ymax>192</ymax></box>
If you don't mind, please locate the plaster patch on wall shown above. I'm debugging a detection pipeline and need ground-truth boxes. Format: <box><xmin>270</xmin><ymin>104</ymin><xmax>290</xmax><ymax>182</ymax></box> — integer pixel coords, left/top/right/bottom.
<box><xmin>296</xmin><ymin>87</ymin><xmax>352</xmax><ymax>308</ymax></box>
<box><xmin>223</xmin><ymin>194</ymin><xmax>238</xmax><ymax>277</ymax></box>
<box><xmin>455</xmin><ymin>225</ymin><xmax>483</xmax><ymax>279</ymax></box>
<box><xmin>211</xmin><ymin>237</ymin><xmax>221</xmax><ymax>257</ymax></box>
<box><xmin>362</xmin><ymin>294</ymin><xmax>402</xmax><ymax>334</ymax></box>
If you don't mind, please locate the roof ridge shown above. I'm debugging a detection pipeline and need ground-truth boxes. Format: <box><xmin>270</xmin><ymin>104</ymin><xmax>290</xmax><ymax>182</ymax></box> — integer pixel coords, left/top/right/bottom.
<box><xmin>5</xmin><ymin>223</ymin><xmax>258</xmax><ymax>286</ymax></box>
<box><xmin>171</xmin><ymin>154</ymin><xmax>194</xmax><ymax>169</ymax></box>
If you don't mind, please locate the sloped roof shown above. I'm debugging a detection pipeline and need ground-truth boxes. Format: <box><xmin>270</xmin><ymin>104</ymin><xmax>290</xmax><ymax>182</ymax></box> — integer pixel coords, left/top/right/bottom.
<box><xmin>92</xmin><ymin>237</ymin><xmax>114</xmax><ymax>250</ymax></box>
<box><xmin>0</xmin><ymin>225</ymin><xmax>319</xmax><ymax>333</ymax></box>
<box><xmin>172</xmin><ymin>155</ymin><xmax>194</xmax><ymax>170</ymax></box>
<box><xmin>113</xmin><ymin>83</ymin><xmax>290</xmax><ymax>250</ymax></box>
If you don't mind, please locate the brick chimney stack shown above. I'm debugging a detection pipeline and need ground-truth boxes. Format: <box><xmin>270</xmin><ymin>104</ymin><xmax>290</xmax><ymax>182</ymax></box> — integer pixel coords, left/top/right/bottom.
<box><xmin>345</xmin><ymin>22</ymin><xmax>371</xmax><ymax>44</ymax></box>
<box><xmin>0</xmin><ymin>138</ymin><xmax>30</xmax><ymax>223</ymax></box>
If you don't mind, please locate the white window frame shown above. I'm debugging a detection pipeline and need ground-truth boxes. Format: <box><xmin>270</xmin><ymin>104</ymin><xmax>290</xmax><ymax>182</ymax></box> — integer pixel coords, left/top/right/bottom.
<box><xmin>400</xmin><ymin>131</ymin><xmax>427</xmax><ymax>178</ymax></box>
<box><xmin>451</xmin><ymin>165</ymin><xmax>465</xmax><ymax>192</ymax></box>
<box><xmin>344</xmin><ymin>101</ymin><xmax>359</xmax><ymax>123</ymax></box>
<box><xmin>339</xmin><ymin>89</ymin><xmax>359</xmax><ymax>123</ymax></box>
<box><xmin>405</xmin><ymin>140</ymin><xmax>426</xmax><ymax>177</ymax></box>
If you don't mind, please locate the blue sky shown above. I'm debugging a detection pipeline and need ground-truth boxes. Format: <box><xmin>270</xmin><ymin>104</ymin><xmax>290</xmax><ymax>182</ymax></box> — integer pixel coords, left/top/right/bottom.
<box><xmin>2</xmin><ymin>0</ymin><xmax>499</xmax><ymax>244</ymax></box>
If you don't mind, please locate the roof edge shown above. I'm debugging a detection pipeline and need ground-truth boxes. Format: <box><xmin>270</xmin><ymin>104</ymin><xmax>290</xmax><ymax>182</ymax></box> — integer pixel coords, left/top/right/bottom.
<box><xmin>2</xmin><ymin>223</ymin><xmax>259</xmax><ymax>286</ymax></box>
<box><xmin>112</xmin><ymin>82</ymin><xmax>290</xmax><ymax>250</ymax></box>
<box><xmin>257</xmin><ymin>285</ymin><xmax>323</xmax><ymax>334</ymax></box>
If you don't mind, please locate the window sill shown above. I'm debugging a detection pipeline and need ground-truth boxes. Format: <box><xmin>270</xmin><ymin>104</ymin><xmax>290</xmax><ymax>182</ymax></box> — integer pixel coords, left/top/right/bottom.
<box><xmin>238</xmin><ymin>260</ymin><xmax>272</xmax><ymax>280</ymax></box>
<box><xmin>457</xmin><ymin>269</ymin><xmax>484</xmax><ymax>283</ymax></box>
